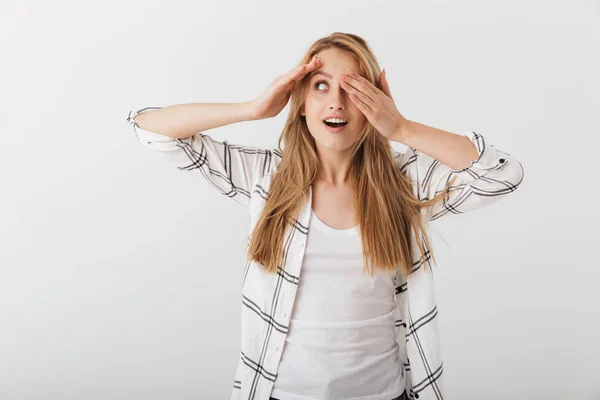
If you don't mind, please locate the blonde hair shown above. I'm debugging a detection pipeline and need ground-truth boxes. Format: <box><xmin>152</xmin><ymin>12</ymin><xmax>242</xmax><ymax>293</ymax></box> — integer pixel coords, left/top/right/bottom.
<box><xmin>247</xmin><ymin>32</ymin><xmax>456</xmax><ymax>278</ymax></box>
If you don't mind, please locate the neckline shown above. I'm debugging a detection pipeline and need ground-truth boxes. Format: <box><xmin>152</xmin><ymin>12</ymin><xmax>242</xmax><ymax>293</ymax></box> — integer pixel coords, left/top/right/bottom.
<box><xmin>310</xmin><ymin>209</ymin><xmax>360</xmax><ymax>237</ymax></box>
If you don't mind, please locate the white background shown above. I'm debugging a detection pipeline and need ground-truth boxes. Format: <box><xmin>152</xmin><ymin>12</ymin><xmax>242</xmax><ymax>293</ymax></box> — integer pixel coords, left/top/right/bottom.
<box><xmin>1</xmin><ymin>0</ymin><xmax>598</xmax><ymax>399</ymax></box>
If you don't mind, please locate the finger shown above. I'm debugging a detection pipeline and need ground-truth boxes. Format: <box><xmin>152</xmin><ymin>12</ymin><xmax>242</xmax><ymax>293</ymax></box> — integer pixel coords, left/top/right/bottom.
<box><xmin>379</xmin><ymin>69</ymin><xmax>393</xmax><ymax>99</ymax></box>
<box><xmin>341</xmin><ymin>79</ymin><xmax>375</xmax><ymax>107</ymax></box>
<box><xmin>290</xmin><ymin>56</ymin><xmax>321</xmax><ymax>82</ymax></box>
<box><xmin>345</xmin><ymin>72</ymin><xmax>381</xmax><ymax>99</ymax></box>
<box><xmin>277</xmin><ymin>59</ymin><xmax>318</xmax><ymax>89</ymax></box>
<box><xmin>349</xmin><ymin>92</ymin><xmax>373</xmax><ymax>116</ymax></box>
<box><xmin>344</xmin><ymin>86</ymin><xmax>373</xmax><ymax>115</ymax></box>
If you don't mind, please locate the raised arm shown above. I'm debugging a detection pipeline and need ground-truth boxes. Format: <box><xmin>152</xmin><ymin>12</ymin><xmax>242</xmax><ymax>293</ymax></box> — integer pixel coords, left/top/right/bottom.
<box><xmin>393</xmin><ymin>122</ymin><xmax>525</xmax><ymax>222</ymax></box>
<box><xmin>130</xmin><ymin>102</ymin><xmax>257</xmax><ymax>139</ymax></box>
<box><xmin>127</xmin><ymin>56</ymin><xmax>327</xmax><ymax>208</ymax></box>
<box><xmin>127</xmin><ymin>103</ymin><xmax>277</xmax><ymax>208</ymax></box>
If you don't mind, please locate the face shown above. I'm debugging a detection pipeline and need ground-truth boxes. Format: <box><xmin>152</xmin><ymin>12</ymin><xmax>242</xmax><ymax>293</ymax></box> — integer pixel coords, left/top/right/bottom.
<box><xmin>301</xmin><ymin>48</ymin><xmax>367</xmax><ymax>152</ymax></box>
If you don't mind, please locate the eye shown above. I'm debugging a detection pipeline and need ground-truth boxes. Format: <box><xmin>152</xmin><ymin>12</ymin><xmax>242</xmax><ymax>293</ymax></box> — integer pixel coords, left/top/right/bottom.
<box><xmin>314</xmin><ymin>80</ymin><xmax>328</xmax><ymax>91</ymax></box>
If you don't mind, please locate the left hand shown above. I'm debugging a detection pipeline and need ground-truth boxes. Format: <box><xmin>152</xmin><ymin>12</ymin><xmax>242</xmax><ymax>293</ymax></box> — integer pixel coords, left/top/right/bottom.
<box><xmin>340</xmin><ymin>69</ymin><xmax>409</xmax><ymax>141</ymax></box>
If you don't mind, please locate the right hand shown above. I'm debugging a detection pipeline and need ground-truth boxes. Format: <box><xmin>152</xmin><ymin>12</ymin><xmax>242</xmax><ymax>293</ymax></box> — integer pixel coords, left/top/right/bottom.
<box><xmin>250</xmin><ymin>55</ymin><xmax>322</xmax><ymax>120</ymax></box>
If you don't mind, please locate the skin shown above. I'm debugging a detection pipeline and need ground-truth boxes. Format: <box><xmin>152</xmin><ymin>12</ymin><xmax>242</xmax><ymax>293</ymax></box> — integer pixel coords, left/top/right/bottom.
<box><xmin>300</xmin><ymin>48</ymin><xmax>366</xmax><ymax>229</ymax></box>
<box><xmin>297</xmin><ymin>48</ymin><xmax>479</xmax><ymax>230</ymax></box>
<box><xmin>301</xmin><ymin>48</ymin><xmax>367</xmax><ymax>187</ymax></box>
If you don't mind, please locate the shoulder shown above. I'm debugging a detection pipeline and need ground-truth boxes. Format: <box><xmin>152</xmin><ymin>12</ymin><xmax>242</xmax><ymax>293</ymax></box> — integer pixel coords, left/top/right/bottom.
<box><xmin>391</xmin><ymin>148</ymin><xmax>416</xmax><ymax>171</ymax></box>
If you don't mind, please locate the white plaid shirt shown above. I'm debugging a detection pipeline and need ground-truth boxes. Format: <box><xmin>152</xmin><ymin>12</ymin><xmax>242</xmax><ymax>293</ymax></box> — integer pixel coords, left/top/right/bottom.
<box><xmin>127</xmin><ymin>107</ymin><xmax>525</xmax><ymax>400</ymax></box>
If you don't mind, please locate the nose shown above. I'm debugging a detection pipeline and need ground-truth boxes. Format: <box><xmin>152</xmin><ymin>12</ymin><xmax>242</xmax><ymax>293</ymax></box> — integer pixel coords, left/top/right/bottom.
<box><xmin>328</xmin><ymin>80</ymin><xmax>348</xmax><ymax>110</ymax></box>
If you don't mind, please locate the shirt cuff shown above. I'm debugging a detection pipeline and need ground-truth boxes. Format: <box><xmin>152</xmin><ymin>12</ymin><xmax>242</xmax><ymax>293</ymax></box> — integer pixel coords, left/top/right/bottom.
<box><xmin>448</xmin><ymin>131</ymin><xmax>506</xmax><ymax>174</ymax></box>
<box><xmin>127</xmin><ymin>107</ymin><xmax>174</xmax><ymax>143</ymax></box>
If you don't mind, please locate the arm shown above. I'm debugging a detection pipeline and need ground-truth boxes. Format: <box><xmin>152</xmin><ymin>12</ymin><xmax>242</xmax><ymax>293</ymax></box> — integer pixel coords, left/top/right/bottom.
<box><xmin>395</xmin><ymin>120</ymin><xmax>480</xmax><ymax>171</ymax></box>
<box><xmin>392</xmin><ymin>120</ymin><xmax>525</xmax><ymax>221</ymax></box>
<box><xmin>127</xmin><ymin>103</ymin><xmax>276</xmax><ymax>208</ymax></box>
<box><xmin>131</xmin><ymin>102</ymin><xmax>257</xmax><ymax>139</ymax></box>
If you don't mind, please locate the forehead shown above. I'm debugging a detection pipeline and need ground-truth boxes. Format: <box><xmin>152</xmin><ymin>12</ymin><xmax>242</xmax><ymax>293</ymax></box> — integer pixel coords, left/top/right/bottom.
<box><xmin>309</xmin><ymin>67</ymin><xmax>363</xmax><ymax>80</ymax></box>
<box><xmin>308</xmin><ymin>49</ymin><xmax>362</xmax><ymax>79</ymax></box>
<box><xmin>309</xmin><ymin>71</ymin><xmax>364</xmax><ymax>83</ymax></box>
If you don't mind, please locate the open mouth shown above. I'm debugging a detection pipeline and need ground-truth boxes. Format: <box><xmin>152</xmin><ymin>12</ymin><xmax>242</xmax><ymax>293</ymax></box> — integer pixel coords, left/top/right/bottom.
<box><xmin>323</xmin><ymin>120</ymin><xmax>348</xmax><ymax>128</ymax></box>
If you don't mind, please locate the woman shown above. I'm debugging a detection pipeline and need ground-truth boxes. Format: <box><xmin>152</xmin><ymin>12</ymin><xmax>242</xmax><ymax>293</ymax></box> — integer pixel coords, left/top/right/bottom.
<box><xmin>127</xmin><ymin>32</ymin><xmax>524</xmax><ymax>400</ymax></box>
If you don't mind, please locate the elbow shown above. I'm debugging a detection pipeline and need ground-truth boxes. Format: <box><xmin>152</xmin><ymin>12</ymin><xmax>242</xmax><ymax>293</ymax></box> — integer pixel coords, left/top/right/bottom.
<box><xmin>506</xmin><ymin>157</ymin><xmax>525</xmax><ymax>193</ymax></box>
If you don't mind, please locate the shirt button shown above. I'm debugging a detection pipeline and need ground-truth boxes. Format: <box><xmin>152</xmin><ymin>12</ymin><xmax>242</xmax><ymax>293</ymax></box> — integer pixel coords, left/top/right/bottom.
<box><xmin>499</xmin><ymin>158</ymin><xmax>506</xmax><ymax>163</ymax></box>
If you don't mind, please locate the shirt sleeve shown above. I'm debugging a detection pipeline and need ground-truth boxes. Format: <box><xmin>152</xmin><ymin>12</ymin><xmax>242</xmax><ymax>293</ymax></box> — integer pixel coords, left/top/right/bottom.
<box><xmin>395</xmin><ymin>130</ymin><xmax>525</xmax><ymax>221</ymax></box>
<box><xmin>127</xmin><ymin>106</ymin><xmax>275</xmax><ymax>208</ymax></box>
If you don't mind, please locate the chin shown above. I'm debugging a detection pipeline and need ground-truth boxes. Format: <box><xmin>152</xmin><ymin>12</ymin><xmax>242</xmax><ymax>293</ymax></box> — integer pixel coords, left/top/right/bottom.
<box><xmin>314</xmin><ymin>134</ymin><xmax>359</xmax><ymax>151</ymax></box>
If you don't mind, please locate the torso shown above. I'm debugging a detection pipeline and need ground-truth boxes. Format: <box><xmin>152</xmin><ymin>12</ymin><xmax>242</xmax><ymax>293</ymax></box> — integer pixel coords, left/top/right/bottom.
<box><xmin>310</xmin><ymin>180</ymin><xmax>358</xmax><ymax>230</ymax></box>
<box><xmin>271</xmin><ymin>180</ymin><xmax>406</xmax><ymax>400</ymax></box>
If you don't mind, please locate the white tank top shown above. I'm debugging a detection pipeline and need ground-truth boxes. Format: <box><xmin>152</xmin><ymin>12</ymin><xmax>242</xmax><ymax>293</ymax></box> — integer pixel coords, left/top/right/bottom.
<box><xmin>270</xmin><ymin>209</ymin><xmax>406</xmax><ymax>400</ymax></box>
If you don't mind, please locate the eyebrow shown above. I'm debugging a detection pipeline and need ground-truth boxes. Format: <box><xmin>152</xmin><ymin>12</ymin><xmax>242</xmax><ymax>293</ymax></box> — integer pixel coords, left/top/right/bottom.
<box><xmin>311</xmin><ymin>71</ymin><xmax>333</xmax><ymax>79</ymax></box>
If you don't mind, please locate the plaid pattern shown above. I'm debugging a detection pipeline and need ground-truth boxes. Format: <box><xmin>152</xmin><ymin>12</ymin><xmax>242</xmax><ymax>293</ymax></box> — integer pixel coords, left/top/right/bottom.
<box><xmin>127</xmin><ymin>107</ymin><xmax>525</xmax><ymax>400</ymax></box>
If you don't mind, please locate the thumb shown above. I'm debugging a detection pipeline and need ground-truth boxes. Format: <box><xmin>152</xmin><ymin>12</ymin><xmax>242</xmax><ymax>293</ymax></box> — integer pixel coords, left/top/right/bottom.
<box><xmin>379</xmin><ymin>68</ymin><xmax>393</xmax><ymax>99</ymax></box>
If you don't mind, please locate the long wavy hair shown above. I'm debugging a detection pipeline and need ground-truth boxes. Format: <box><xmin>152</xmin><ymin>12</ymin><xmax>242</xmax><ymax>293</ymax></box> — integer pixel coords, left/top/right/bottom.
<box><xmin>247</xmin><ymin>32</ymin><xmax>456</xmax><ymax>278</ymax></box>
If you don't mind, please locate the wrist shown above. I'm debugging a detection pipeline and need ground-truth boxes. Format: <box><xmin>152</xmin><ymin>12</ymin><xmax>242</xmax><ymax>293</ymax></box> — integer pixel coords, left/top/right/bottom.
<box><xmin>392</xmin><ymin>118</ymin><xmax>413</xmax><ymax>144</ymax></box>
<box><xmin>243</xmin><ymin>100</ymin><xmax>259</xmax><ymax>121</ymax></box>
